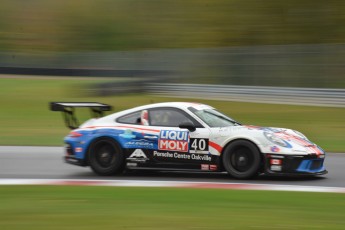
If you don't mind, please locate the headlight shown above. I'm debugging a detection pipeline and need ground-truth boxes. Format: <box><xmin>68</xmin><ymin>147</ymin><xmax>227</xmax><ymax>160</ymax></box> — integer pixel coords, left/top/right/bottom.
<box><xmin>264</xmin><ymin>132</ymin><xmax>290</xmax><ymax>147</ymax></box>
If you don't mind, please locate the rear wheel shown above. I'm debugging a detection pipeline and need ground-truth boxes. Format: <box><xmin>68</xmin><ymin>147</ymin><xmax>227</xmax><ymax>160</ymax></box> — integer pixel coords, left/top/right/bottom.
<box><xmin>88</xmin><ymin>138</ymin><xmax>124</xmax><ymax>176</ymax></box>
<box><xmin>222</xmin><ymin>140</ymin><xmax>262</xmax><ymax>179</ymax></box>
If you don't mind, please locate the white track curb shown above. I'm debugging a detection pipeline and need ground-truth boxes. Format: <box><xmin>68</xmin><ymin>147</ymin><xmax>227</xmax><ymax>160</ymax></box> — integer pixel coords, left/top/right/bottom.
<box><xmin>0</xmin><ymin>179</ymin><xmax>345</xmax><ymax>193</ymax></box>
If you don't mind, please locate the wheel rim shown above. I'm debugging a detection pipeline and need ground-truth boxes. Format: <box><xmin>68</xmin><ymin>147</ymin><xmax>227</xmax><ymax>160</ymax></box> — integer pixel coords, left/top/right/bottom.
<box><xmin>94</xmin><ymin>142</ymin><xmax>116</xmax><ymax>168</ymax></box>
<box><xmin>230</xmin><ymin>147</ymin><xmax>254</xmax><ymax>173</ymax></box>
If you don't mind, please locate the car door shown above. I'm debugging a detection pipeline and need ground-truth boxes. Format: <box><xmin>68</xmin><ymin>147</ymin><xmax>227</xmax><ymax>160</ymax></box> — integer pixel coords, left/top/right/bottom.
<box><xmin>148</xmin><ymin>107</ymin><xmax>213</xmax><ymax>170</ymax></box>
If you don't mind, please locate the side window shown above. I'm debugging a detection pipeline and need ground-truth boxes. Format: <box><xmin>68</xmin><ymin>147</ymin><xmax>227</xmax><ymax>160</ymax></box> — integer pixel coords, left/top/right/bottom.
<box><xmin>117</xmin><ymin>111</ymin><xmax>141</xmax><ymax>124</ymax></box>
<box><xmin>149</xmin><ymin>108</ymin><xmax>196</xmax><ymax>127</ymax></box>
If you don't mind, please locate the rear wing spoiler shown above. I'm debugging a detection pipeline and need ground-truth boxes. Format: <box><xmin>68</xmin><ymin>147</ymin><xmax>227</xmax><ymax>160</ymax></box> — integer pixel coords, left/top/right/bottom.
<box><xmin>50</xmin><ymin>102</ymin><xmax>112</xmax><ymax>129</ymax></box>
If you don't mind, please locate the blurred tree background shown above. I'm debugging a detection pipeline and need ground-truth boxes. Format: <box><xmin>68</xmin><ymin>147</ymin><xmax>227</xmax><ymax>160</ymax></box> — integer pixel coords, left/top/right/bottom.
<box><xmin>1</xmin><ymin>0</ymin><xmax>344</xmax><ymax>51</ymax></box>
<box><xmin>0</xmin><ymin>0</ymin><xmax>344</xmax><ymax>87</ymax></box>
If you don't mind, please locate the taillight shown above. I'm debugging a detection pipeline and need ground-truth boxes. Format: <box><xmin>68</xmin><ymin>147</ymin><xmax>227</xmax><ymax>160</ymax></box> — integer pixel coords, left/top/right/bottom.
<box><xmin>69</xmin><ymin>131</ymin><xmax>83</xmax><ymax>138</ymax></box>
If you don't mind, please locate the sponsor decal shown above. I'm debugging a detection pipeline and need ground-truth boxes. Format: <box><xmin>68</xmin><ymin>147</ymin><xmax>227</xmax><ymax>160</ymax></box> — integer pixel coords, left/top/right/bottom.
<box><xmin>270</xmin><ymin>159</ymin><xmax>282</xmax><ymax>165</ymax></box>
<box><xmin>159</xmin><ymin>130</ymin><xmax>189</xmax><ymax>152</ymax></box>
<box><xmin>274</xmin><ymin>131</ymin><xmax>323</xmax><ymax>155</ymax></box>
<box><xmin>119</xmin><ymin>129</ymin><xmax>136</xmax><ymax>139</ymax></box>
<box><xmin>153</xmin><ymin>151</ymin><xmax>174</xmax><ymax>158</ymax></box>
<box><xmin>190</xmin><ymin>138</ymin><xmax>209</xmax><ymax>154</ymax></box>
<box><xmin>129</xmin><ymin>149</ymin><xmax>147</xmax><ymax>159</ymax></box>
<box><xmin>270</xmin><ymin>146</ymin><xmax>280</xmax><ymax>153</ymax></box>
<box><xmin>201</xmin><ymin>164</ymin><xmax>209</xmax><ymax>170</ymax></box>
<box><xmin>153</xmin><ymin>151</ymin><xmax>212</xmax><ymax>162</ymax></box>
<box><xmin>75</xmin><ymin>147</ymin><xmax>83</xmax><ymax>153</ymax></box>
<box><xmin>191</xmin><ymin>154</ymin><xmax>212</xmax><ymax>161</ymax></box>
<box><xmin>124</xmin><ymin>139</ymin><xmax>155</xmax><ymax>149</ymax></box>
<box><xmin>210</xmin><ymin>165</ymin><xmax>218</xmax><ymax>171</ymax></box>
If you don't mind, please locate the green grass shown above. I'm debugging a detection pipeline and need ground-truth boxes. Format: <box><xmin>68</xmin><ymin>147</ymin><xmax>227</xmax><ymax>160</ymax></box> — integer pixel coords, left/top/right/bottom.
<box><xmin>0</xmin><ymin>77</ymin><xmax>345</xmax><ymax>152</ymax></box>
<box><xmin>0</xmin><ymin>186</ymin><xmax>344</xmax><ymax>230</ymax></box>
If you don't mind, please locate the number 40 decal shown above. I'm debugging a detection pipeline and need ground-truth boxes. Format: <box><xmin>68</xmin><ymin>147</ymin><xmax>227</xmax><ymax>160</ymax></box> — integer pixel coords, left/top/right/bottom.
<box><xmin>190</xmin><ymin>138</ymin><xmax>209</xmax><ymax>154</ymax></box>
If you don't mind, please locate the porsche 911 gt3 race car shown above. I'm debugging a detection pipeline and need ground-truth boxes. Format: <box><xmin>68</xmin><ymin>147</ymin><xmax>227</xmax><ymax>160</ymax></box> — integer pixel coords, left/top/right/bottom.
<box><xmin>50</xmin><ymin>102</ymin><xmax>327</xmax><ymax>179</ymax></box>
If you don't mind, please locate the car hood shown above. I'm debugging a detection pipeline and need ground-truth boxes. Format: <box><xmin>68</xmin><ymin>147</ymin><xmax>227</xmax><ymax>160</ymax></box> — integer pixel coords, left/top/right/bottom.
<box><xmin>243</xmin><ymin>125</ymin><xmax>324</xmax><ymax>154</ymax></box>
<box><xmin>218</xmin><ymin>125</ymin><xmax>307</xmax><ymax>140</ymax></box>
<box><xmin>215</xmin><ymin>125</ymin><xmax>323</xmax><ymax>154</ymax></box>
<box><xmin>244</xmin><ymin>125</ymin><xmax>308</xmax><ymax>140</ymax></box>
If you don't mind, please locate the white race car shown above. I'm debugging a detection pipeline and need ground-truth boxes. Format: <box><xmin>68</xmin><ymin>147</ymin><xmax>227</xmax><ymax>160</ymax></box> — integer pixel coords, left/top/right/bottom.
<box><xmin>51</xmin><ymin>102</ymin><xmax>327</xmax><ymax>179</ymax></box>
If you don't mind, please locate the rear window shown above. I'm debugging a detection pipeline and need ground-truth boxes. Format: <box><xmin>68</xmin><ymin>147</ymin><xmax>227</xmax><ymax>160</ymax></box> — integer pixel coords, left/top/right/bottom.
<box><xmin>116</xmin><ymin>111</ymin><xmax>141</xmax><ymax>124</ymax></box>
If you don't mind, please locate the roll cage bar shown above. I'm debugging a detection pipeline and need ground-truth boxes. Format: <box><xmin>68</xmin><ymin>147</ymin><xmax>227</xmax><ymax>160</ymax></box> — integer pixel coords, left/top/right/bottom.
<box><xmin>50</xmin><ymin>102</ymin><xmax>112</xmax><ymax>129</ymax></box>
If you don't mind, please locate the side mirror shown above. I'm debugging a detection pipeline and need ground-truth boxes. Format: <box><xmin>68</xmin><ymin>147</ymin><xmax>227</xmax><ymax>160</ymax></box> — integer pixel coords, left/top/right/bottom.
<box><xmin>179</xmin><ymin>122</ymin><xmax>196</xmax><ymax>132</ymax></box>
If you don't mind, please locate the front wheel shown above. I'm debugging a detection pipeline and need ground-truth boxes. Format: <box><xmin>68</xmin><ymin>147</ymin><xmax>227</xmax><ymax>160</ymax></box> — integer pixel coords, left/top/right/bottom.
<box><xmin>88</xmin><ymin>138</ymin><xmax>125</xmax><ymax>176</ymax></box>
<box><xmin>222</xmin><ymin>140</ymin><xmax>262</xmax><ymax>179</ymax></box>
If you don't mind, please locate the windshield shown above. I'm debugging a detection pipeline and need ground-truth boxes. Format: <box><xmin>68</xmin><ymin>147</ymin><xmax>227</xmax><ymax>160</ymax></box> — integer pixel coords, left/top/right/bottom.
<box><xmin>188</xmin><ymin>108</ymin><xmax>241</xmax><ymax>127</ymax></box>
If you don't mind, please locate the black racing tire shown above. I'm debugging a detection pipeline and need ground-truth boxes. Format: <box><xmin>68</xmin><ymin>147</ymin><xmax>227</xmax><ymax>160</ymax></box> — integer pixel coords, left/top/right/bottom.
<box><xmin>88</xmin><ymin>137</ymin><xmax>125</xmax><ymax>176</ymax></box>
<box><xmin>222</xmin><ymin>140</ymin><xmax>262</xmax><ymax>179</ymax></box>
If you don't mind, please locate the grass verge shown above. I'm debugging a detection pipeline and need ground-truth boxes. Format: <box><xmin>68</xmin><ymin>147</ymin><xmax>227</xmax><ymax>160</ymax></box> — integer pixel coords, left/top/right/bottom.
<box><xmin>0</xmin><ymin>77</ymin><xmax>344</xmax><ymax>151</ymax></box>
<box><xmin>0</xmin><ymin>186</ymin><xmax>344</xmax><ymax>230</ymax></box>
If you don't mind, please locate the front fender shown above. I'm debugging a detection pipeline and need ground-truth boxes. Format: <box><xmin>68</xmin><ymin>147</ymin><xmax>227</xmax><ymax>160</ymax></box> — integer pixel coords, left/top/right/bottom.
<box><xmin>219</xmin><ymin>135</ymin><xmax>265</xmax><ymax>154</ymax></box>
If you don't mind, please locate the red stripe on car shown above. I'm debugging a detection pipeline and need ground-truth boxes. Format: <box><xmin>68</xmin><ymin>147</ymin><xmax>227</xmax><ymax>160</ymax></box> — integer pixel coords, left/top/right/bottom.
<box><xmin>84</xmin><ymin>125</ymin><xmax>160</xmax><ymax>133</ymax></box>
<box><xmin>209</xmin><ymin>141</ymin><xmax>223</xmax><ymax>153</ymax></box>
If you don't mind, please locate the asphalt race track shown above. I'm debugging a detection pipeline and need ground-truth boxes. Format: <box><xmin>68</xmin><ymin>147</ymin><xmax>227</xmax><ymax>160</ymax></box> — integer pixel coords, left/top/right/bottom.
<box><xmin>0</xmin><ymin>146</ymin><xmax>344</xmax><ymax>188</ymax></box>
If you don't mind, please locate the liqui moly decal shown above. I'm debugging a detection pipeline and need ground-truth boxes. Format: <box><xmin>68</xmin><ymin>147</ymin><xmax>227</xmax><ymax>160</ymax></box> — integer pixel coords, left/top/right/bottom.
<box><xmin>159</xmin><ymin>130</ymin><xmax>189</xmax><ymax>152</ymax></box>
